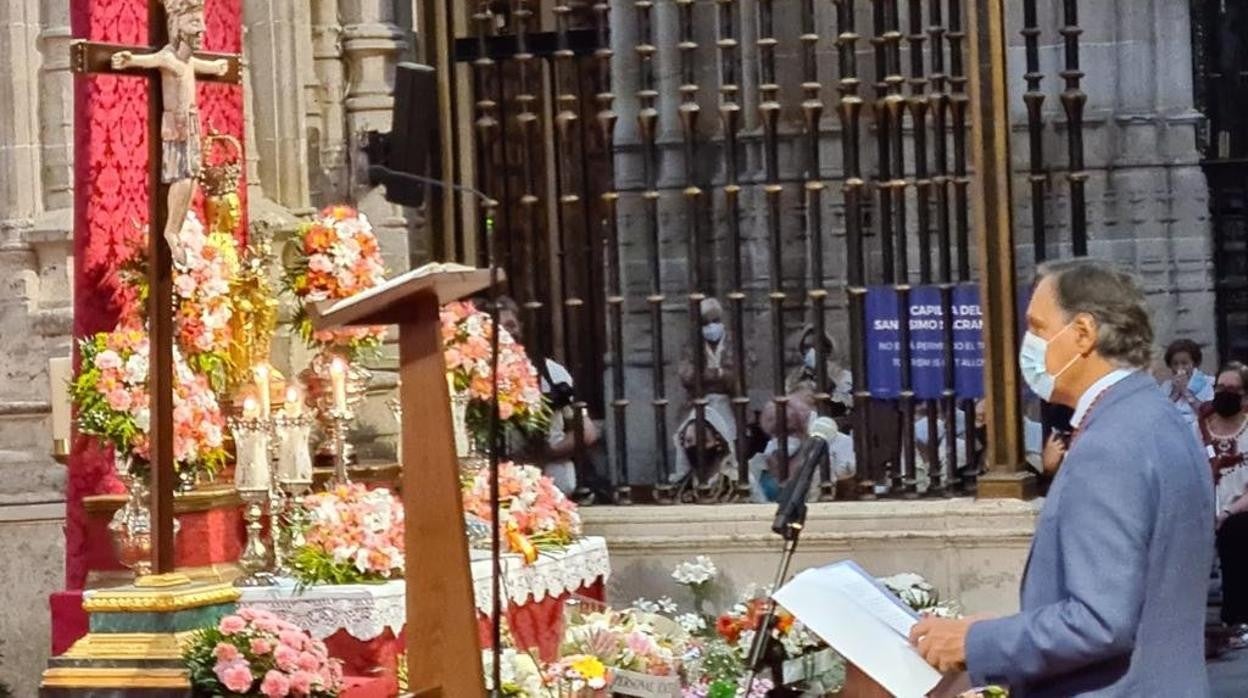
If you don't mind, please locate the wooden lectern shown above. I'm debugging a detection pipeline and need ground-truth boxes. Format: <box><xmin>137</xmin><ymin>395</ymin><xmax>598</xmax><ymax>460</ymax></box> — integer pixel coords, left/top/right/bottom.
<box><xmin>311</xmin><ymin>264</ymin><xmax>496</xmax><ymax>698</ymax></box>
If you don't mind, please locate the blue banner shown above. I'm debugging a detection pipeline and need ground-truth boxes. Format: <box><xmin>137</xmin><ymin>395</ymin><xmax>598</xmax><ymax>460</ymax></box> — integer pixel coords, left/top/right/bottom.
<box><xmin>952</xmin><ymin>284</ymin><xmax>985</xmax><ymax>399</ymax></box>
<box><xmin>865</xmin><ymin>284</ymin><xmax>985</xmax><ymax>400</ymax></box>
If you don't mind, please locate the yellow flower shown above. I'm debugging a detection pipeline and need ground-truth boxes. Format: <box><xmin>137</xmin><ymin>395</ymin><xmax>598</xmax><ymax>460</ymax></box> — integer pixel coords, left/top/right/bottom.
<box><xmin>569</xmin><ymin>655</ymin><xmax>607</xmax><ymax>684</ymax></box>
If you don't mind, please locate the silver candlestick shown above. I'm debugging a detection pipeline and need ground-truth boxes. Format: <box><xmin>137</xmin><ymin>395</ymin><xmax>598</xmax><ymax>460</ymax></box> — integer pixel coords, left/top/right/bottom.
<box><xmin>328</xmin><ymin>408</ymin><xmax>352</xmax><ymax>485</ymax></box>
<box><xmin>235</xmin><ymin>488</ymin><xmax>276</xmax><ymax>586</ymax></box>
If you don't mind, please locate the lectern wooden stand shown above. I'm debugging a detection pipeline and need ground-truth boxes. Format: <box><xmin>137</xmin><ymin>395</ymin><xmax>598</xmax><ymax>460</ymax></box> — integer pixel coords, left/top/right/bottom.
<box><xmin>311</xmin><ymin>264</ymin><xmax>496</xmax><ymax>698</ymax></box>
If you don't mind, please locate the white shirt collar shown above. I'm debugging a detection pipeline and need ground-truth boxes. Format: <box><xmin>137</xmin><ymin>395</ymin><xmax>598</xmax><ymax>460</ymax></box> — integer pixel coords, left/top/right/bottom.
<box><xmin>1072</xmin><ymin>368</ymin><xmax>1134</xmax><ymax>429</ymax></box>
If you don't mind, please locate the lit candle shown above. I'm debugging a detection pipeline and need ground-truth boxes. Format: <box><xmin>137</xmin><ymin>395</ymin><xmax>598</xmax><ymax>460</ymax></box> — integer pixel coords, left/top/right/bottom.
<box><xmin>49</xmin><ymin>357</ymin><xmax>72</xmax><ymax>445</ymax></box>
<box><xmin>446</xmin><ymin>371</ymin><xmax>455</xmax><ymax>396</ymax></box>
<box><xmin>254</xmin><ymin>364</ymin><xmax>271</xmax><ymax>419</ymax></box>
<box><xmin>284</xmin><ymin>385</ymin><xmax>302</xmax><ymax>417</ymax></box>
<box><xmin>330</xmin><ymin>357</ymin><xmax>348</xmax><ymax>413</ymax></box>
<box><xmin>242</xmin><ymin>396</ymin><xmax>259</xmax><ymax>420</ymax></box>
<box><xmin>251</xmin><ymin>430</ymin><xmax>271</xmax><ymax>490</ymax></box>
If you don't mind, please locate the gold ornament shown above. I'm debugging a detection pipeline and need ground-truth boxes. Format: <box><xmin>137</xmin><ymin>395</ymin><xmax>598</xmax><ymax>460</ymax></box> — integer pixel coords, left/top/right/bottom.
<box><xmin>199</xmin><ymin>132</ymin><xmax>243</xmax><ymax>237</ymax></box>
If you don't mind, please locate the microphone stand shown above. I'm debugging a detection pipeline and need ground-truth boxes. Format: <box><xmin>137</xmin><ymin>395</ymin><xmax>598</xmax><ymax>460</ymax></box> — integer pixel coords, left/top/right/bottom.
<box><xmin>744</xmin><ymin>508</ymin><xmax>806</xmax><ymax>695</ymax></box>
<box><xmin>368</xmin><ymin>164</ymin><xmax>506</xmax><ymax>695</ymax></box>
<box><xmin>745</xmin><ymin>432</ymin><xmax>829</xmax><ymax>695</ymax></box>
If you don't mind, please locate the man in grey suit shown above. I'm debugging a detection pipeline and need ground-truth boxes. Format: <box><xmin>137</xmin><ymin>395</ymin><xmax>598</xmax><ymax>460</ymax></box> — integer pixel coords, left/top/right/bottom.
<box><xmin>910</xmin><ymin>259</ymin><xmax>1215</xmax><ymax>696</ymax></box>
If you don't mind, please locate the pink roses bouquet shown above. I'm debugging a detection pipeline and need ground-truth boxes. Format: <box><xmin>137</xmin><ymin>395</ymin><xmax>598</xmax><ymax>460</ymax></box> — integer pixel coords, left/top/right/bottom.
<box><xmin>290</xmin><ymin>483</ymin><xmax>405</xmax><ymax>585</ymax></box>
<box><xmin>440</xmin><ymin>301</ymin><xmax>549</xmax><ymax>439</ymax></box>
<box><xmin>70</xmin><ymin>327</ymin><xmax>228</xmax><ymax>482</ymax></box>
<box><xmin>283</xmin><ymin>205</ymin><xmax>387</xmax><ymax>358</ymax></box>
<box><xmin>184</xmin><ymin>607</ymin><xmax>343</xmax><ymax>697</ymax></box>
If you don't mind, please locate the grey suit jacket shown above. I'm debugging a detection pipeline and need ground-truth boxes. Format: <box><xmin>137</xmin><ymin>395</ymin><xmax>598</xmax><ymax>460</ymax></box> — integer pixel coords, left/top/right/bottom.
<box><xmin>966</xmin><ymin>371</ymin><xmax>1214</xmax><ymax>697</ymax></box>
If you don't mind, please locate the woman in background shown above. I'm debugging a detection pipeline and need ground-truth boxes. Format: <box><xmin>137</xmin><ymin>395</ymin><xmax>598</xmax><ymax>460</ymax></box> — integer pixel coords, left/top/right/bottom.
<box><xmin>1162</xmin><ymin>338</ymin><xmax>1215</xmax><ymax>432</ymax></box>
<box><xmin>1198</xmin><ymin>362</ymin><xmax>1248</xmax><ymax>648</ymax></box>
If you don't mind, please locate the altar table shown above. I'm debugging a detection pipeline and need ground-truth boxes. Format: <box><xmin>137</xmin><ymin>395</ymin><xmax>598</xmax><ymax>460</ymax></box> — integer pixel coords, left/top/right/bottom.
<box><xmin>237</xmin><ymin>537</ymin><xmax>610</xmax><ymax>693</ymax></box>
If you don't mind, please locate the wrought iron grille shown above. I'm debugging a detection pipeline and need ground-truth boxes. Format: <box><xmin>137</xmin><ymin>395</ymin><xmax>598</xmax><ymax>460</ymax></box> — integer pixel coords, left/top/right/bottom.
<box><xmin>434</xmin><ymin>0</ymin><xmax>1090</xmax><ymax>503</ymax></box>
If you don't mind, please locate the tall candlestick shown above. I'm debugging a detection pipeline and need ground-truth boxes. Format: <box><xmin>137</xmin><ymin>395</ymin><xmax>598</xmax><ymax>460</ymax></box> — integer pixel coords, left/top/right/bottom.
<box><xmin>330</xmin><ymin>357</ymin><xmax>347</xmax><ymax>413</ymax></box>
<box><xmin>254</xmin><ymin>364</ymin><xmax>272</xmax><ymax>419</ymax></box>
<box><xmin>284</xmin><ymin>385</ymin><xmax>302</xmax><ymax>417</ymax></box>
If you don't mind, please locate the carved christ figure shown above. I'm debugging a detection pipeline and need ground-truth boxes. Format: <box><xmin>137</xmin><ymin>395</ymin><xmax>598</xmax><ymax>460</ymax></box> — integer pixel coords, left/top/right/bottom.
<box><xmin>111</xmin><ymin>0</ymin><xmax>228</xmax><ymax>262</ymax></box>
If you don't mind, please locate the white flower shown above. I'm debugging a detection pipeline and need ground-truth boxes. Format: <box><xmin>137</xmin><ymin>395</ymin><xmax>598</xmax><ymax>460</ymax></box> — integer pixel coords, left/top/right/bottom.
<box><xmin>134</xmin><ymin>407</ymin><xmax>151</xmax><ymax>433</ymax></box>
<box><xmin>95</xmin><ymin>349</ymin><xmax>122</xmax><ymax>370</ymax></box>
<box><xmin>633</xmin><ymin>598</ymin><xmax>659</xmax><ymax>614</ymax></box>
<box><xmin>332</xmin><ymin>545</ymin><xmax>355</xmax><ymax>565</ymax></box>
<box><xmin>656</xmin><ymin>596</ymin><xmax>678</xmax><ymax>614</ymax></box>
<box><xmin>672</xmin><ymin>555</ymin><xmax>718</xmax><ymax>586</ymax></box>
<box><xmin>353</xmin><ymin>548</ymin><xmax>371</xmax><ymax>573</ymax></box>
<box><xmin>676</xmin><ymin>613</ymin><xmax>706</xmax><ymax>633</ymax></box>
<box><xmin>123</xmin><ymin>353</ymin><xmax>148</xmax><ymax>384</ymax></box>
<box><xmin>308</xmin><ymin>253</ymin><xmax>335</xmax><ymax>273</ymax></box>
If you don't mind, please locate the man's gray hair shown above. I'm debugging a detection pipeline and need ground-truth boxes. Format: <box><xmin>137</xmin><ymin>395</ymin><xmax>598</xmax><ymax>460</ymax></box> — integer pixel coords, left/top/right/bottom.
<box><xmin>1037</xmin><ymin>258</ymin><xmax>1153</xmax><ymax>368</ymax></box>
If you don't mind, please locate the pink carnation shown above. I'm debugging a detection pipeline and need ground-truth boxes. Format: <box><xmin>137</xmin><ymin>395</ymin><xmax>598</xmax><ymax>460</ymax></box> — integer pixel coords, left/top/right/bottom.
<box><xmin>274</xmin><ymin>644</ymin><xmax>300</xmax><ymax>672</ymax></box>
<box><xmin>237</xmin><ymin>607</ymin><xmax>259</xmax><ymax>622</ymax></box>
<box><xmin>278</xmin><ymin>631</ymin><xmax>307</xmax><ymax>652</ymax></box>
<box><xmin>216</xmin><ymin>659</ymin><xmax>254</xmax><ymax>693</ymax></box>
<box><xmin>288</xmin><ymin>670</ymin><xmax>314</xmax><ymax>696</ymax></box>
<box><xmin>218</xmin><ymin>615</ymin><xmax>246</xmax><ymax>635</ymax></box>
<box><xmin>212</xmin><ymin>642</ymin><xmax>240</xmax><ymax>663</ymax></box>
<box><xmin>254</xmin><ymin>616</ymin><xmax>280</xmax><ymax>634</ymax></box>
<box><xmin>250</xmin><ymin>638</ymin><xmax>273</xmax><ymax>656</ymax></box>
<box><xmin>261</xmin><ymin>669</ymin><xmax>292</xmax><ymax>698</ymax></box>
<box><xmin>296</xmin><ymin>652</ymin><xmax>321</xmax><ymax>672</ymax></box>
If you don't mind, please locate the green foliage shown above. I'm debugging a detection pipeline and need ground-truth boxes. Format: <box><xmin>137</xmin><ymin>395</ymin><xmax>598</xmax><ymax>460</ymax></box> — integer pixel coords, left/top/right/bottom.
<box><xmin>288</xmin><ymin>546</ymin><xmax>395</xmax><ymax>589</ymax></box>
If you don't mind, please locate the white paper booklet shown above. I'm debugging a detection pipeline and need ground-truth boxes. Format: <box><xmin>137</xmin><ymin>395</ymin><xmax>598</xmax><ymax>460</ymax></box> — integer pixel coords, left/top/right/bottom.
<box><xmin>772</xmin><ymin>561</ymin><xmax>943</xmax><ymax>698</ymax></box>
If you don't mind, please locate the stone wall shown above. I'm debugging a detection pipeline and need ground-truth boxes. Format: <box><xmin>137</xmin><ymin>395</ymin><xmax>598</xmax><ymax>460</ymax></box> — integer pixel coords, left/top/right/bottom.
<box><xmin>582</xmin><ymin>499</ymin><xmax>1040</xmax><ymax>618</ymax></box>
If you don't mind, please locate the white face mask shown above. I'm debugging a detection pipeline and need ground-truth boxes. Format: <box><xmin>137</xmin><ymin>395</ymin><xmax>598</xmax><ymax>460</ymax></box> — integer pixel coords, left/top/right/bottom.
<box><xmin>803</xmin><ymin>347</ymin><xmax>817</xmax><ymax>370</ymax></box>
<box><xmin>702</xmin><ymin>322</ymin><xmax>725</xmax><ymax>343</ymax></box>
<box><xmin>1018</xmin><ymin>323</ymin><xmax>1079</xmax><ymax>401</ymax></box>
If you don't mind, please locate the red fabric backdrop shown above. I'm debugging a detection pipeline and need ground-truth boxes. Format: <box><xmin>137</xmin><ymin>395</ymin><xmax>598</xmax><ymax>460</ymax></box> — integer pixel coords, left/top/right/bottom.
<box><xmin>67</xmin><ymin>0</ymin><xmax>246</xmax><ymax>590</ymax></box>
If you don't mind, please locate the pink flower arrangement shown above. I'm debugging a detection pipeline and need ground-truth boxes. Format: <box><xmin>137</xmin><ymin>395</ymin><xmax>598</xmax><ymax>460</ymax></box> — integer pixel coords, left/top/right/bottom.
<box><xmin>70</xmin><ymin>328</ymin><xmax>228</xmax><ymax>480</ymax></box>
<box><xmin>184</xmin><ymin>607</ymin><xmax>343</xmax><ymax>697</ymax></box>
<box><xmin>462</xmin><ymin>461</ymin><xmax>581</xmax><ymax>553</ymax></box>
<box><xmin>440</xmin><ymin>301</ymin><xmax>549</xmax><ymax>437</ymax></box>
<box><xmin>291</xmin><ymin>483</ymin><xmax>405</xmax><ymax>585</ymax></box>
<box><xmin>169</xmin><ymin>212</ymin><xmax>239</xmax><ymax>379</ymax></box>
<box><xmin>283</xmin><ymin>205</ymin><xmax>387</xmax><ymax>357</ymax></box>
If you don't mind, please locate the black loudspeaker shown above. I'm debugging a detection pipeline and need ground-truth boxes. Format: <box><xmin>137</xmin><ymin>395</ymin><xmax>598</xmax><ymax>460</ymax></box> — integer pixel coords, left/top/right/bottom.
<box><xmin>374</xmin><ymin>62</ymin><xmax>437</xmax><ymax>207</ymax></box>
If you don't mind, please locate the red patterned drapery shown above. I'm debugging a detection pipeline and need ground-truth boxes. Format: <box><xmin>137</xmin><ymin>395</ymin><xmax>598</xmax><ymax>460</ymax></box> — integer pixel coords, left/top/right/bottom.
<box><xmin>67</xmin><ymin>0</ymin><xmax>246</xmax><ymax>589</ymax></box>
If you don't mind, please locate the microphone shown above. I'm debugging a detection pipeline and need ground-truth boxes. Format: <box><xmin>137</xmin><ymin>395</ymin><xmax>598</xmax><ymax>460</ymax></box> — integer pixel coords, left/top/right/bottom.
<box><xmin>771</xmin><ymin>417</ymin><xmax>839</xmax><ymax>537</ymax></box>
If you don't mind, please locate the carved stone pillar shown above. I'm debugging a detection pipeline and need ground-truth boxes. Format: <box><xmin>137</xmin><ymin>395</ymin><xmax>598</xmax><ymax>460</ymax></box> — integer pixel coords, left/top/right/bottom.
<box><xmin>310</xmin><ymin>0</ymin><xmax>349</xmax><ymax>204</ymax></box>
<box><xmin>0</xmin><ymin>0</ymin><xmax>42</xmax><ymax>230</ymax></box>
<box><xmin>340</xmin><ymin>0</ymin><xmax>410</xmax><ymax>267</ymax></box>
<box><xmin>36</xmin><ymin>0</ymin><xmax>74</xmax><ymax>214</ymax></box>
<box><xmin>244</xmin><ymin>0</ymin><xmax>313</xmax><ymax>213</ymax></box>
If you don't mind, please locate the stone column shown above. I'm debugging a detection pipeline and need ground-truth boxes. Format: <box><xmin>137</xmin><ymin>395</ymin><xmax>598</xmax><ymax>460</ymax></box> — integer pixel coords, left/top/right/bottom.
<box><xmin>311</xmin><ymin>0</ymin><xmax>349</xmax><ymax>204</ymax></box>
<box><xmin>244</xmin><ymin>0</ymin><xmax>313</xmax><ymax>213</ymax></box>
<box><xmin>340</xmin><ymin>0</ymin><xmax>410</xmax><ymax>270</ymax></box>
<box><xmin>36</xmin><ymin>0</ymin><xmax>74</xmax><ymax>214</ymax></box>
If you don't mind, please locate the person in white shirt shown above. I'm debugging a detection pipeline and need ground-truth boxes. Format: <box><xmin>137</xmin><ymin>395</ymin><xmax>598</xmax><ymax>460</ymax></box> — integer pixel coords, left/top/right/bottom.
<box><xmin>747</xmin><ymin>390</ymin><xmax>855</xmax><ymax>503</ymax></box>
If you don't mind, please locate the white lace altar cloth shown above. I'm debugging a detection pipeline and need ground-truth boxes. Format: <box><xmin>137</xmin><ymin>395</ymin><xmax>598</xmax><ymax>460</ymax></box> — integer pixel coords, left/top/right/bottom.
<box><xmin>236</xmin><ymin>536</ymin><xmax>610</xmax><ymax>641</ymax></box>
<box><xmin>469</xmin><ymin>536</ymin><xmax>610</xmax><ymax>614</ymax></box>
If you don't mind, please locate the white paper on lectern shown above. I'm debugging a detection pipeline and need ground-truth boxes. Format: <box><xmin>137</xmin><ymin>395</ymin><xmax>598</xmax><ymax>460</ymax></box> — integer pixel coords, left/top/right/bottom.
<box><xmin>773</xmin><ymin>565</ymin><xmax>943</xmax><ymax>698</ymax></box>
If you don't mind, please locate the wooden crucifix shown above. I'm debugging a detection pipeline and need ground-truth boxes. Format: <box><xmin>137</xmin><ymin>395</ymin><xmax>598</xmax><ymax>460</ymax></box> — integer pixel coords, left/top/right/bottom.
<box><xmin>71</xmin><ymin>0</ymin><xmax>241</xmax><ymax>576</ymax></box>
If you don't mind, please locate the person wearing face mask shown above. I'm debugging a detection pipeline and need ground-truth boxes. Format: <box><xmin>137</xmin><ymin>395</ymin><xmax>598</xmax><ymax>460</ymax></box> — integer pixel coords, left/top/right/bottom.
<box><xmin>674</xmin><ymin>298</ymin><xmax>740</xmax><ymax>495</ymax></box>
<box><xmin>785</xmin><ymin>325</ymin><xmax>853</xmax><ymax>418</ymax></box>
<box><xmin>909</xmin><ymin>259</ymin><xmax>1214</xmax><ymax>696</ymax></box>
<box><xmin>1197</xmin><ymin>362</ymin><xmax>1248</xmax><ymax>648</ymax></box>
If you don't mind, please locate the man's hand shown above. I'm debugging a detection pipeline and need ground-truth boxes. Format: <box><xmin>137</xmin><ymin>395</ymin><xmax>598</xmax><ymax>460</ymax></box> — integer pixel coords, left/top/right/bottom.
<box><xmin>1042</xmin><ymin>433</ymin><xmax>1067</xmax><ymax>475</ymax></box>
<box><xmin>909</xmin><ymin>616</ymin><xmax>976</xmax><ymax>674</ymax></box>
<box><xmin>111</xmin><ymin>51</ymin><xmax>134</xmax><ymax>70</ymax></box>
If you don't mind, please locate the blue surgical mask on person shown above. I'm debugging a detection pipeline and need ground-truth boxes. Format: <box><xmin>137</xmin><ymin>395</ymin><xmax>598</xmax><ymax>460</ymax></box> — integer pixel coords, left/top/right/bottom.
<box><xmin>1018</xmin><ymin>323</ymin><xmax>1080</xmax><ymax>401</ymax></box>
<box><xmin>702</xmin><ymin>321</ymin><xmax>724</xmax><ymax>343</ymax></box>
<box><xmin>803</xmin><ymin>347</ymin><xmax>817</xmax><ymax>370</ymax></box>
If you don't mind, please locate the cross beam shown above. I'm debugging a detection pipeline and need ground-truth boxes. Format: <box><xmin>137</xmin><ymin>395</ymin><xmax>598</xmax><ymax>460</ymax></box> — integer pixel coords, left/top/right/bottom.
<box><xmin>70</xmin><ymin>11</ymin><xmax>241</xmax><ymax>575</ymax></box>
